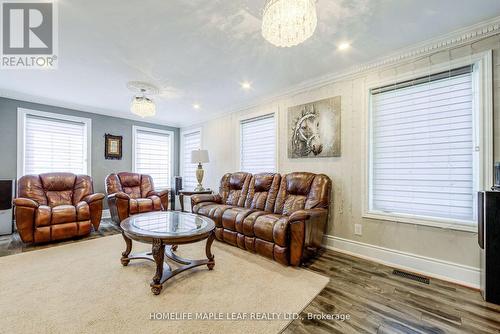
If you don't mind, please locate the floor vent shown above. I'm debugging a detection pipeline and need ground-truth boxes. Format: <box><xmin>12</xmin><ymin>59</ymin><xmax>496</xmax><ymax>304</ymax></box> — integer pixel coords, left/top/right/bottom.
<box><xmin>392</xmin><ymin>269</ymin><xmax>430</xmax><ymax>284</ymax></box>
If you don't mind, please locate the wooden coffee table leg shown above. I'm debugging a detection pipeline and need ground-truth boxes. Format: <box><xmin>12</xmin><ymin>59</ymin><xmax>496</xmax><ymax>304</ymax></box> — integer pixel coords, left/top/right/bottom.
<box><xmin>206</xmin><ymin>231</ymin><xmax>215</xmax><ymax>270</ymax></box>
<box><xmin>150</xmin><ymin>239</ymin><xmax>165</xmax><ymax>295</ymax></box>
<box><xmin>121</xmin><ymin>232</ymin><xmax>132</xmax><ymax>266</ymax></box>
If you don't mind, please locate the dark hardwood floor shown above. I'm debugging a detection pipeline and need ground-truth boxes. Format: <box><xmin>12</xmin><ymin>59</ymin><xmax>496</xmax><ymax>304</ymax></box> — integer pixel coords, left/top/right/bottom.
<box><xmin>285</xmin><ymin>250</ymin><xmax>500</xmax><ymax>334</ymax></box>
<box><xmin>1</xmin><ymin>223</ymin><xmax>499</xmax><ymax>333</ymax></box>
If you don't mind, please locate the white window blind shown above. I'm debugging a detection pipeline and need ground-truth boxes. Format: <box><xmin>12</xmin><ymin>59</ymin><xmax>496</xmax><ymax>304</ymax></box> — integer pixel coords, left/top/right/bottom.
<box><xmin>24</xmin><ymin>114</ymin><xmax>88</xmax><ymax>175</ymax></box>
<box><xmin>240</xmin><ymin>114</ymin><xmax>276</xmax><ymax>174</ymax></box>
<box><xmin>182</xmin><ymin>130</ymin><xmax>201</xmax><ymax>190</ymax></box>
<box><xmin>370</xmin><ymin>66</ymin><xmax>475</xmax><ymax>223</ymax></box>
<box><xmin>134</xmin><ymin>128</ymin><xmax>172</xmax><ymax>190</ymax></box>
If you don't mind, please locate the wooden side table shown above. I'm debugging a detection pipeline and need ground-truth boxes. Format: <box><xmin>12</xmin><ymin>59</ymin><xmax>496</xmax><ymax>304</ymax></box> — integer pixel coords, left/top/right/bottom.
<box><xmin>178</xmin><ymin>189</ymin><xmax>213</xmax><ymax>212</ymax></box>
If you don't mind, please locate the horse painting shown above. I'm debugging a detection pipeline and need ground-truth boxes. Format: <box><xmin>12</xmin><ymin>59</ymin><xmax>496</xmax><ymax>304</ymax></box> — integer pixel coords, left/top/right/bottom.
<box><xmin>288</xmin><ymin>96</ymin><xmax>341</xmax><ymax>158</ymax></box>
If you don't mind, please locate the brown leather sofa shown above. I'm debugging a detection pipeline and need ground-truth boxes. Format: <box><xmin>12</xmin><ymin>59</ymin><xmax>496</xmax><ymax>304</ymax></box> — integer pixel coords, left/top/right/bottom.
<box><xmin>105</xmin><ymin>172</ymin><xmax>169</xmax><ymax>224</ymax></box>
<box><xmin>191</xmin><ymin>172</ymin><xmax>331</xmax><ymax>266</ymax></box>
<box><xmin>13</xmin><ymin>173</ymin><xmax>105</xmax><ymax>244</ymax></box>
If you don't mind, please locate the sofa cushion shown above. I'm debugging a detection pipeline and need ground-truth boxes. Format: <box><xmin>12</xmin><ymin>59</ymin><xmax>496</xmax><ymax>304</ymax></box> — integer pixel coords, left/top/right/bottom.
<box><xmin>221</xmin><ymin>207</ymin><xmax>254</xmax><ymax>232</ymax></box>
<box><xmin>46</xmin><ymin>190</ymin><xmax>74</xmax><ymax>207</ymax></box>
<box><xmin>148</xmin><ymin>195</ymin><xmax>162</xmax><ymax>211</ymax></box>
<box><xmin>129</xmin><ymin>198</ymin><xmax>157</xmax><ymax>214</ymax></box>
<box><xmin>195</xmin><ymin>203</ymin><xmax>234</xmax><ymax>227</ymax></box>
<box><xmin>51</xmin><ymin>223</ymin><xmax>78</xmax><ymax>240</ymax></box>
<box><xmin>274</xmin><ymin>172</ymin><xmax>315</xmax><ymax>215</ymax></box>
<box><xmin>17</xmin><ymin>175</ymin><xmax>47</xmax><ymax>206</ymax></box>
<box><xmin>35</xmin><ymin>205</ymin><xmax>51</xmax><ymax>227</ymax></box>
<box><xmin>245</xmin><ymin>173</ymin><xmax>280</xmax><ymax>211</ymax></box>
<box><xmin>76</xmin><ymin>201</ymin><xmax>90</xmax><ymax>221</ymax></box>
<box><xmin>118</xmin><ymin>173</ymin><xmax>142</xmax><ymax>199</ymax></box>
<box><xmin>220</xmin><ymin>172</ymin><xmax>251</xmax><ymax>206</ymax></box>
<box><xmin>77</xmin><ymin>220</ymin><xmax>92</xmax><ymax>236</ymax></box>
<box><xmin>73</xmin><ymin>175</ymin><xmax>94</xmax><ymax>205</ymax></box>
<box><xmin>253</xmin><ymin>214</ymin><xmax>289</xmax><ymax>247</ymax></box>
<box><xmin>241</xmin><ymin>211</ymin><xmax>268</xmax><ymax>236</ymax></box>
<box><xmin>51</xmin><ymin>205</ymin><xmax>77</xmax><ymax>224</ymax></box>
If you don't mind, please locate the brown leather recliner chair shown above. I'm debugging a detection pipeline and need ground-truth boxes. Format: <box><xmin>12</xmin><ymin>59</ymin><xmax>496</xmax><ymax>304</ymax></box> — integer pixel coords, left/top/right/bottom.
<box><xmin>13</xmin><ymin>173</ymin><xmax>105</xmax><ymax>244</ymax></box>
<box><xmin>105</xmin><ymin>172</ymin><xmax>169</xmax><ymax>224</ymax></box>
<box><xmin>191</xmin><ymin>172</ymin><xmax>331</xmax><ymax>266</ymax></box>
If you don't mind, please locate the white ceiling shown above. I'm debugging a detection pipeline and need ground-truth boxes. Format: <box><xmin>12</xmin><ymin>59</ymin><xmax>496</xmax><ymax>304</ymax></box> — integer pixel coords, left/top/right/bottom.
<box><xmin>2</xmin><ymin>0</ymin><xmax>500</xmax><ymax>127</ymax></box>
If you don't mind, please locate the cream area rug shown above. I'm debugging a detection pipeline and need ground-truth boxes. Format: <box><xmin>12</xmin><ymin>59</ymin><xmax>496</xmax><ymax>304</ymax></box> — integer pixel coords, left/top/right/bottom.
<box><xmin>0</xmin><ymin>234</ymin><xmax>328</xmax><ymax>334</ymax></box>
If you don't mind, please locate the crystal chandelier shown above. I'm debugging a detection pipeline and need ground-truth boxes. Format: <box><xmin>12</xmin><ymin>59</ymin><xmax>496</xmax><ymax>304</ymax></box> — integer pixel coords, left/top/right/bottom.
<box><xmin>131</xmin><ymin>90</ymin><xmax>156</xmax><ymax>118</ymax></box>
<box><xmin>127</xmin><ymin>82</ymin><xmax>159</xmax><ymax>118</ymax></box>
<box><xmin>262</xmin><ymin>0</ymin><xmax>318</xmax><ymax>48</ymax></box>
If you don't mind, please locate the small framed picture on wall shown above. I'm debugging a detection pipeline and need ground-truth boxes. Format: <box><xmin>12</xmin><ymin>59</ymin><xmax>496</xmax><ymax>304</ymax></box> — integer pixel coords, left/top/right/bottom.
<box><xmin>105</xmin><ymin>134</ymin><xmax>122</xmax><ymax>160</ymax></box>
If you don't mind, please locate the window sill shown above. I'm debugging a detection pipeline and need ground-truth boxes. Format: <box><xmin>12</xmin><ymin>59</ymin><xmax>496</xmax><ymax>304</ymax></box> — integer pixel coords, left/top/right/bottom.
<box><xmin>363</xmin><ymin>211</ymin><xmax>478</xmax><ymax>233</ymax></box>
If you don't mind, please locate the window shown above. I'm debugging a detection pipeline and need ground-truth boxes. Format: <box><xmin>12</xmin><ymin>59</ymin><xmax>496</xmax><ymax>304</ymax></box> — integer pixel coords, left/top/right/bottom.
<box><xmin>240</xmin><ymin>114</ymin><xmax>276</xmax><ymax>174</ymax></box>
<box><xmin>181</xmin><ymin>129</ymin><xmax>201</xmax><ymax>190</ymax></box>
<box><xmin>133</xmin><ymin>126</ymin><xmax>174</xmax><ymax>190</ymax></box>
<box><xmin>368</xmin><ymin>63</ymin><xmax>490</xmax><ymax>227</ymax></box>
<box><xmin>18</xmin><ymin>109</ymin><xmax>91</xmax><ymax>176</ymax></box>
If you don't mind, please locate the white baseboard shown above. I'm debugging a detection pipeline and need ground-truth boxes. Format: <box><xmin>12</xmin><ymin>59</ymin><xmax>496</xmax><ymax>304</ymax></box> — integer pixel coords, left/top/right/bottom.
<box><xmin>102</xmin><ymin>209</ymin><xmax>111</xmax><ymax>219</ymax></box>
<box><xmin>322</xmin><ymin>235</ymin><xmax>480</xmax><ymax>289</ymax></box>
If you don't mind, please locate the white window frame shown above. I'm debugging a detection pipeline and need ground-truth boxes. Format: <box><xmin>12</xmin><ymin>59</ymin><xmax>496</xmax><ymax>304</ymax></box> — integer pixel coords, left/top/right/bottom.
<box><xmin>132</xmin><ymin>125</ymin><xmax>175</xmax><ymax>189</ymax></box>
<box><xmin>180</xmin><ymin>127</ymin><xmax>203</xmax><ymax>187</ymax></box>
<box><xmin>238</xmin><ymin>109</ymin><xmax>279</xmax><ymax>173</ymax></box>
<box><xmin>17</xmin><ymin>108</ymin><xmax>92</xmax><ymax>178</ymax></box>
<box><xmin>363</xmin><ymin>50</ymin><xmax>493</xmax><ymax>232</ymax></box>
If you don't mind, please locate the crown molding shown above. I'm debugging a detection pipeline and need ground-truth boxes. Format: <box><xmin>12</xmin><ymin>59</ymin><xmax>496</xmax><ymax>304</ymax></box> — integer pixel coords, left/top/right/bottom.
<box><xmin>183</xmin><ymin>15</ymin><xmax>500</xmax><ymax>128</ymax></box>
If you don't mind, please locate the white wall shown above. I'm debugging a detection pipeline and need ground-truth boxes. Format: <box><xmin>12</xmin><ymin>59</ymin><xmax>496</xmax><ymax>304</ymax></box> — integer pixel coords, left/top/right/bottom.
<box><xmin>184</xmin><ymin>32</ymin><xmax>500</xmax><ymax>285</ymax></box>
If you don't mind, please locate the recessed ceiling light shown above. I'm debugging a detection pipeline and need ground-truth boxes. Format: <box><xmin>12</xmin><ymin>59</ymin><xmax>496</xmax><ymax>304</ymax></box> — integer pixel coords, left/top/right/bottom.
<box><xmin>337</xmin><ymin>42</ymin><xmax>351</xmax><ymax>51</ymax></box>
<box><xmin>241</xmin><ymin>81</ymin><xmax>252</xmax><ymax>90</ymax></box>
<box><xmin>193</xmin><ymin>103</ymin><xmax>201</xmax><ymax>110</ymax></box>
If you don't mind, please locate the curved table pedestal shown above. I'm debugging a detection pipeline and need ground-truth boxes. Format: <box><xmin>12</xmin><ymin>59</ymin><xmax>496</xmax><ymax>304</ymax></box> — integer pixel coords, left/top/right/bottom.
<box><xmin>120</xmin><ymin>231</ymin><xmax>216</xmax><ymax>295</ymax></box>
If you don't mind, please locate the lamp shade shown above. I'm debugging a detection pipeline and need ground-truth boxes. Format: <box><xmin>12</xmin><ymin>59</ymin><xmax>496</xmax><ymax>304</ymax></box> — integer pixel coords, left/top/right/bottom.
<box><xmin>191</xmin><ymin>149</ymin><xmax>209</xmax><ymax>164</ymax></box>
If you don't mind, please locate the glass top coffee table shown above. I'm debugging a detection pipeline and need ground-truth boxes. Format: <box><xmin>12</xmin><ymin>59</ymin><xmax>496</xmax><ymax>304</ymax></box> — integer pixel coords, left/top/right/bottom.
<box><xmin>120</xmin><ymin>211</ymin><xmax>216</xmax><ymax>295</ymax></box>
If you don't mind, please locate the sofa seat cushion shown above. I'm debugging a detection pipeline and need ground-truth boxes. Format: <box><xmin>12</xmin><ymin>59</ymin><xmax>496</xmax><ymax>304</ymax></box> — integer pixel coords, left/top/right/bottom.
<box><xmin>241</xmin><ymin>211</ymin><xmax>269</xmax><ymax>236</ymax></box>
<box><xmin>147</xmin><ymin>195</ymin><xmax>162</xmax><ymax>210</ymax></box>
<box><xmin>129</xmin><ymin>198</ymin><xmax>158</xmax><ymax>214</ymax></box>
<box><xmin>76</xmin><ymin>201</ymin><xmax>90</xmax><ymax>221</ymax></box>
<box><xmin>51</xmin><ymin>205</ymin><xmax>77</xmax><ymax>225</ymax></box>
<box><xmin>192</xmin><ymin>201</ymin><xmax>217</xmax><ymax>214</ymax></box>
<box><xmin>35</xmin><ymin>205</ymin><xmax>52</xmax><ymax>227</ymax></box>
<box><xmin>194</xmin><ymin>203</ymin><xmax>234</xmax><ymax>227</ymax></box>
<box><xmin>221</xmin><ymin>207</ymin><xmax>255</xmax><ymax>232</ymax></box>
<box><xmin>253</xmin><ymin>214</ymin><xmax>290</xmax><ymax>247</ymax></box>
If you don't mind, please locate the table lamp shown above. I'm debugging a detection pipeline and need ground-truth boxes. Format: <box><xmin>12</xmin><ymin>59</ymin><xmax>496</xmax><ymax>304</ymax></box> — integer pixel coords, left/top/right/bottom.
<box><xmin>191</xmin><ymin>149</ymin><xmax>209</xmax><ymax>191</ymax></box>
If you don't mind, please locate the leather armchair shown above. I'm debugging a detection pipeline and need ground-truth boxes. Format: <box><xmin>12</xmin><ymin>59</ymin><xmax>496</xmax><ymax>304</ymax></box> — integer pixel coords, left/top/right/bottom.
<box><xmin>13</xmin><ymin>173</ymin><xmax>105</xmax><ymax>244</ymax></box>
<box><xmin>105</xmin><ymin>172</ymin><xmax>169</xmax><ymax>224</ymax></box>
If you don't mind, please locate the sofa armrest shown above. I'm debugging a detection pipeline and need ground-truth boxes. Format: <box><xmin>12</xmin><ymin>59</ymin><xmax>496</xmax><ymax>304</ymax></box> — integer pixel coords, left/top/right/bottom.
<box><xmin>81</xmin><ymin>194</ymin><xmax>104</xmax><ymax>230</ymax></box>
<box><xmin>13</xmin><ymin>198</ymin><xmax>39</xmax><ymax>209</ymax></box>
<box><xmin>13</xmin><ymin>198</ymin><xmax>40</xmax><ymax>243</ymax></box>
<box><xmin>147</xmin><ymin>189</ymin><xmax>169</xmax><ymax>210</ymax></box>
<box><xmin>82</xmin><ymin>193</ymin><xmax>105</xmax><ymax>204</ymax></box>
<box><xmin>288</xmin><ymin>208</ymin><xmax>329</xmax><ymax>266</ymax></box>
<box><xmin>191</xmin><ymin>194</ymin><xmax>222</xmax><ymax>206</ymax></box>
<box><xmin>147</xmin><ymin>189</ymin><xmax>169</xmax><ymax>198</ymax></box>
<box><xmin>107</xmin><ymin>192</ymin><xmax>130</xmax><ymax>201</ymax></box>
<box><xmin>107</xmin><ymin>192</ymin><xmax>130</xmax><ymax>224</ymax></box>
<box><xmin>289</xmin><ymin>208</ymin><xmax>327</xmax><ymax>223</ymax></box>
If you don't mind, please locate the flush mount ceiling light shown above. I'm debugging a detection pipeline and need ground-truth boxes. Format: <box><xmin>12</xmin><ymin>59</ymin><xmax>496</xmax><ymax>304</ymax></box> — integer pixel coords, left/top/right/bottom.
<box><xmin>337</xmin><ymin>42</ymin><xmax>351</xmax><ymax>51</ymax></box>
<box><xmin>261</xmin><ymin>0</ymin><xmax>318</xmax><ymax>48</ymax></box>
<box><xmin>127</xmin><ymin>81</ymin><xmax>159</xmax><ymax>118</ymax></box>
<box><xmin>241</xmin><ymin>81</ymin><xmax>252</xmax><ymax>90</ymax></box>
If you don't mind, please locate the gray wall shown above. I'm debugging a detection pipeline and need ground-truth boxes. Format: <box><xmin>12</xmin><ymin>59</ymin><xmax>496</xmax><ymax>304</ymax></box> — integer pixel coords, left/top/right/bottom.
<box><xmin>0</xmin><ymin>97</ymin><xmax>180</xmax><ymax>202</ymax></box>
